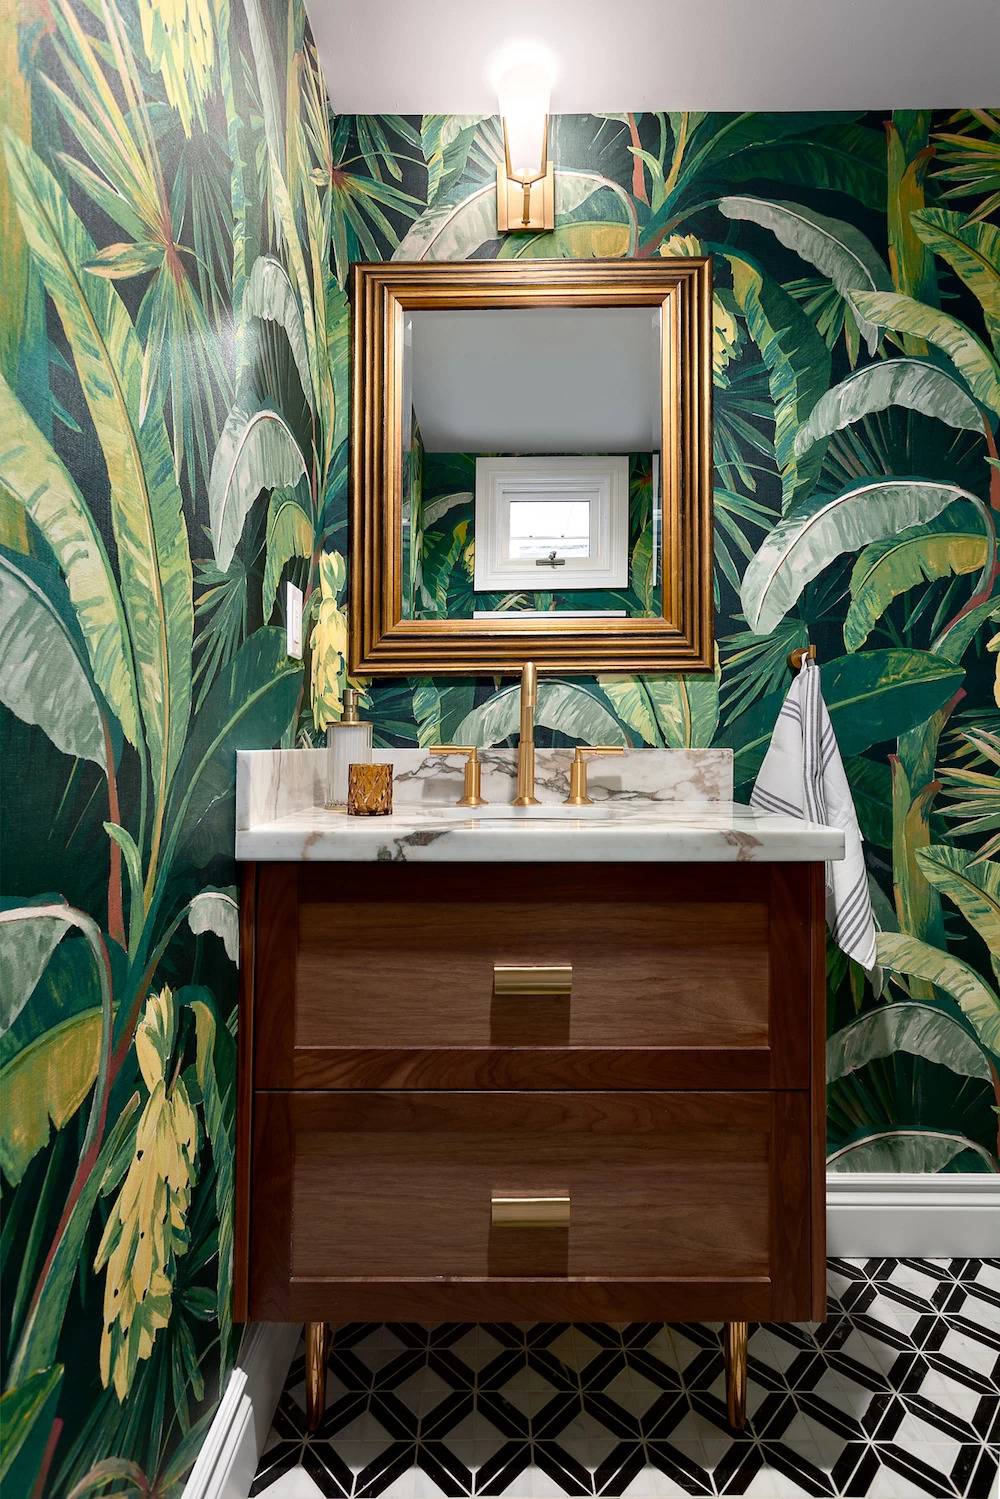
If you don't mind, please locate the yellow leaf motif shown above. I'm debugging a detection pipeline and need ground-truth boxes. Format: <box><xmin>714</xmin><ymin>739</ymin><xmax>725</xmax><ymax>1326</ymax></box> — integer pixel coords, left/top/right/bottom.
<box><xmin>95</xmin><ymin>987</ymin><xmax>197</xmax><ymax>1401</ymax></box>
<box><xmin>310</xmin><ymin>551</ymin><xmax>349</xmax><ymax>732</ymax></box>
<box><xmin>660</xmin><ymin>233</ymin><xmax>702</xmax><ymax>259</ymax></box>
<box><xmin>137</xmin><ymin>0</ymin><xmax>215</xmax><ymax>137</ymax></box>
<box><xmin>658</xmin><ymin>233</ymin><xmax>742</xmax><ymax>381</ymax></box>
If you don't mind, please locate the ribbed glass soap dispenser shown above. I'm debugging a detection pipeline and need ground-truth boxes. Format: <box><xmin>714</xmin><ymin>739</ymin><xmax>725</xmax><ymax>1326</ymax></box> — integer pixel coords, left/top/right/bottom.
<box><xmin>325</xmin><ymin>688</ymin><xmax>373</xmax><ymax>808</ymax></box>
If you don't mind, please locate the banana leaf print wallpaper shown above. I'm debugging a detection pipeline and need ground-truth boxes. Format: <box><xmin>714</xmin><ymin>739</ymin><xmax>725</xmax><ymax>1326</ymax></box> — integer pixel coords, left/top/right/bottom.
<box><xmin>1</xmin><ymin>22</ymin><xmax>1000</xmax><ymax>1496</ymax></box>
<box><xmin>0</xmin><ymin>0</ymin><xmax>342</xmax><ymax>1490</ymax></box>
<box><xmin>342</xmin><ymin>111</ymin><xmax>1000</xmax><ymax>1183</ymax></box>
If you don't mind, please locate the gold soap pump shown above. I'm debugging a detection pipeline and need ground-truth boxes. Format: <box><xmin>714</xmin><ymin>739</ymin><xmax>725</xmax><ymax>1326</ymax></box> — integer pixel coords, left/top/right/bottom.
<box><xmin>325</xmin><ymin>687</ymin><xmax>373</xmax><ymax>808</ymax></box>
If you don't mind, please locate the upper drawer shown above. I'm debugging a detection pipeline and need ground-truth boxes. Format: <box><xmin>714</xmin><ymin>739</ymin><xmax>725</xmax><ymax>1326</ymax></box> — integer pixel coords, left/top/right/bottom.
<box><xmin>249</xmin><ymin>861</ymin><xmax>823</xmax><ymax>1089</ymax></box>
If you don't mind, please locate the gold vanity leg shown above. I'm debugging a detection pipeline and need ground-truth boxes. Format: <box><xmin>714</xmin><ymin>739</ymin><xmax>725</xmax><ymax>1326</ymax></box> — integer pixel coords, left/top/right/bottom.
<box><xmin>305</xmin><ymin>1321</ymin><xmax>330</xmax><ymax>1432</ymax></box>
<box><xmin>725</xmin><ymin>1321</ymin><xmax>748</xmax><ymax>1429</ymax></box>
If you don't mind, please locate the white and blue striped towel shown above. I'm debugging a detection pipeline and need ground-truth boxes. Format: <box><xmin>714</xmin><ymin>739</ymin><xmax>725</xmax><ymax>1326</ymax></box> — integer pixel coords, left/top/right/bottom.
<box><xmin>751</xmin><ymin>656</ymin><xmax>878</xmax><ymax>974</ymax></box>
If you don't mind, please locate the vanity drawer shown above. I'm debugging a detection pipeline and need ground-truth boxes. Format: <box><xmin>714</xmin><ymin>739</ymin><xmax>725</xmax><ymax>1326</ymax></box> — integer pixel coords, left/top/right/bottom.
<box><xmin>247</xmin><ymin>1089</ymin><xmax>819</xmax><ymax>1324</ymax></box>
<box><xmin>252</xmin><ymin>862</ymin><xmax>823</xmax><ymax>1090</ymax></box>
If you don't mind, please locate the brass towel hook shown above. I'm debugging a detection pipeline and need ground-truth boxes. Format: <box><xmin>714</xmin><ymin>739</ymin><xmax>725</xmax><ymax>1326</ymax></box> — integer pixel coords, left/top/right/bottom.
<box><xmin>788</xmin><ymin>644</ymin><xmax>817</xmax><ymax>672</ymax></box>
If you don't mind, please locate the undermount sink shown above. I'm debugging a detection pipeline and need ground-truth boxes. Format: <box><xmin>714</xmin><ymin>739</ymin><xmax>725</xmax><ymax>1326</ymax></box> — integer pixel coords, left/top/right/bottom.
<box><xmin>414</xmin><ymin>803</ymin><xmax>617</xmax><ymax>822</ymax></box>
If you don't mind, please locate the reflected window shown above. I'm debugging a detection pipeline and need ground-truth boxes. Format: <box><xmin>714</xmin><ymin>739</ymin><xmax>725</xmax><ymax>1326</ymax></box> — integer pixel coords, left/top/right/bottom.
<box><xmin>508</xmin><ymin>500</ymin><xmax>591</xmax><ymax>561</ymax></box>
<box><xmin>474</xmin><ymin>456</ymin><xmax>629</xmax><ymax>592</ymax></box>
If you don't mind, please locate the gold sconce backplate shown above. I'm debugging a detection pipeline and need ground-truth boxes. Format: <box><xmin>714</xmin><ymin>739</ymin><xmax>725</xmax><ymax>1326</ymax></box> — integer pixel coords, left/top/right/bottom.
<box><xmin>496</xmin><ymin>162</ymin><xmax>554</xmax><ymax>232</ymax></box>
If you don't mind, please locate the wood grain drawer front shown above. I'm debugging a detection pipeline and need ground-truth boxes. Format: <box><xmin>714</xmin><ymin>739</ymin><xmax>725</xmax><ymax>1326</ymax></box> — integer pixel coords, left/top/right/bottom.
<box><xmin>248</xmin><ymin>1090</ymin><xmax>814</xmax><ymax>1324</ymax></box>
<box><xmin>254</xmin><ymin>863</ymin><xmax>823</xmax><ymax>1090</ymax></box>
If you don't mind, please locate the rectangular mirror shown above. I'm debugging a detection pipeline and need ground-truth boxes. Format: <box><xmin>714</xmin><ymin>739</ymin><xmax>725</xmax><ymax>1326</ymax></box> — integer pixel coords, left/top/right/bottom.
<box><xmin>350</xmin><ymin>260</ymin><xmax>713</xmax><ymax>674</ymax></box>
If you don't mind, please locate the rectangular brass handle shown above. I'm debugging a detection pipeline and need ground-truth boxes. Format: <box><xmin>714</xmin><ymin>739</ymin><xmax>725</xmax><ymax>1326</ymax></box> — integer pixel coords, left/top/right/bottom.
<box><xmin>493</xmin><ymin>963</ymin><xmax>572</xmax><ymax>997</ymax></box>
<box><xmin>491</xmin><ymin>1194</ymin><xmax>570</xmax><ymax>1229</ymax></box>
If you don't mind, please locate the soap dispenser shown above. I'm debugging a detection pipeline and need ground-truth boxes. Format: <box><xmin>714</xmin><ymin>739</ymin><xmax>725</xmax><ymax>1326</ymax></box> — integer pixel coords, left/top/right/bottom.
<box><xmin>325</xmin><ymin>688</ymin><xmax>373</xmax><ymax>808</ymax></box>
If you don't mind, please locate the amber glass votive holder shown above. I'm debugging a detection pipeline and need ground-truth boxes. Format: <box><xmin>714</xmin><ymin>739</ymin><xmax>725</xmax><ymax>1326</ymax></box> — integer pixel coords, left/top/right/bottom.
<box><xmin>347</xmin><ymin>761</ymin><xmax>393</xmax><ymax>816</ymax></box>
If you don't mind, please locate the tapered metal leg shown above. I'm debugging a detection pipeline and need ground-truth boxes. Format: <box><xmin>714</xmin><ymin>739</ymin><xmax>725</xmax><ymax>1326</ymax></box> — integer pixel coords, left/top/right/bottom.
<box><xmin>725</xmin><ymin>1321</ymin><xmax>748</xmax><ymax>1429</ymax></box>
<box><xmin>305</xmin><ymin>1321</ymin><xmax>330</xmax><ymax>1432</ymax></box>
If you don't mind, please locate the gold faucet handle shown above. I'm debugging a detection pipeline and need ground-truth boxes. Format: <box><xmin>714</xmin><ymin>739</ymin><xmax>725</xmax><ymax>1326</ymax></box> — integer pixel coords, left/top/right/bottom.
<box><xmin>429</xmin><ymin>745</ymin><xmax>488</xmax><ymax>808</ymax></box>
<box><xmin>565</xmin><ymin>745</ymin><xmax>626</xmax><ymax>806</ymax></box>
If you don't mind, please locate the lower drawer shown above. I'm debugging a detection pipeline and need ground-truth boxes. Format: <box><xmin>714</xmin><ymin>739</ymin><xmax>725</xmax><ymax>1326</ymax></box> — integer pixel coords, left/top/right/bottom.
<box><xmin>247</xmin><ymin>1091</ymin><xmax>818</xmax><ymax>1324</ymax></box>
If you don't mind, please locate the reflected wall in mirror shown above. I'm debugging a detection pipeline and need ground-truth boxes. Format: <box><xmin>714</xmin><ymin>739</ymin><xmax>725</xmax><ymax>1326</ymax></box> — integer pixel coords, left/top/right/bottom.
<box><xmin>402</xmin><ymin>307</ymin><xmax>661</xmax><ymax>619</ymax></box>
<box><xmin>351</xmin><ymin>261</ymin><xmax>712</xmax><ymax>674</ymax></box>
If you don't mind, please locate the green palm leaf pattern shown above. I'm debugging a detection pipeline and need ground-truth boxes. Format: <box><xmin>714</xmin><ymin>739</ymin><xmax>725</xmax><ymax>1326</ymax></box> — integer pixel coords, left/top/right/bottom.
<box><xmin>720</xmin><ymin>196</ymin><xmax>891</xmax><ymax>352</ymax></box>
<box><xmin>878</xmin><ymin>929</ymin><xmax>1000</xmax><ymax>1056</ymax></box>
<box><xmin>599</xmin><ymin>660</ymin><xmax>720</xmax><ymax>749</ymax></box>
<box><xmin>844</xmin><ymin>507</ymin><xmax>991</xmax><ymax>652</ymax></box>
<box><xmin>394</xmin><ymin>180</ymin><xmax>497</xmax><ymax>260</ymax></box>
<box><xmin>0</xmin><ymin>376</ymin><xmax>138</xmax><ymax>744</ymax></box>
<box><xmin>0</xmin><ymin>1367</ymin><xmax>63</xmax><ymax>1495</ymax></box>
<box><xmin>827</xmin><ymin>1000</ymin><xmax>992</xmax><ymax>1083</ymax></box>
<box><xmin>915</xmin><ymin>844</ymin><xmax>1000</xmax><ymax>978</ymax></box>
<box><xmin>3</xmin><ymin>75</ymin><xmax>1000</xmax><ymax>1493</ymax></box>
<box><xmin>245</xmin><ymin>255</ymin><xmax>316</xmax><ymax>412</ymax></box>
<box><xmin>0</xmin><ymin>899</ymin><xmax>73</xmax><ymax>1039</ymax></box>
<box><xmin>160</xmin><ymin>627</ymin><xmax>302</xmax><ymax>870</ymax></box>
<box><xmin>0</xmin><ymin>549</ymin><xmax>109</xmax><ymax>771</ymax></box>
<box><xmin>455</xmin><ymin>680</ymin><xmax>628</xmax><ymax>748</ymax></box>
<box><xmin>420</xmin><ymin>114</ymin><xmax>495</xmax><ymax>205</ymax></box>
<box><xmin>721</xmin><ymin>649</ymin><xmax>966</xmax><ymax>785</ymax></box>
<box><xmin>0</xmin><ymin>1010</ymin><xmax>103</xmax><ymax>1186</ymax></box>
<box><xmin>4</xmin><ymin>131</ymin><xmax>193</xmax><ymax>812</ymax></box>
<box><xmin>794</xmin><ymin>358</ymin><xmax>984</xmax><ymax>458</ymax></box>
<box><xmin>262</xmin><ymin>488</ymin><xmax>314</xmax><ymax>621</ymax></box>
<box><xmin>741</xmin><ymin>479</ymin><xmax>978</xmax><ymax>634</ymax></box>
<box><xmin>828</xmin><ymin>1129</ymin><xmax>998</xmax><ymax>1172</ymax></box>
<box><xmin>725</xmin><ymin>251</ymin><xmax>831</xmax><ymax>510</ymax></box>
<box><xmin>850</xmin><ymin>289</ymin><xmax>1000</xmax><ymax>417</ymax></box>
<box><xmin>209</xmin><ymin>407</ymin><xmax>308</xmax><ymax>573</ymax></box>
<box><xmin>911</xmin><ymin>208</ymin><xmax>1000</xmax><ymax>354</ymax></box>
<box><xmin>721</xmin><ymin>122</ymin><xmax>887</xmax><ymax>208</ymax></box>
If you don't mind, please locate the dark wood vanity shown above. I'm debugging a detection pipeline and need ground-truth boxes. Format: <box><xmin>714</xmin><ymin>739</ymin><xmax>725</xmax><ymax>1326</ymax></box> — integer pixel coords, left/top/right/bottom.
<box><xmin>234</xmin><ymin>858</ymin><xmax>827</xmax><ymax>1429</ymax></box>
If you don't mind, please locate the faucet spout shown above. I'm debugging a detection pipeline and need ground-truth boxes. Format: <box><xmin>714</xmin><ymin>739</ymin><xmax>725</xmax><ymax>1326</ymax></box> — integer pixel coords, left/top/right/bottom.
<box><xmin>512</xmin><ymin>661</ymin><xmax>540</xmax><ymax>806</ymax></box>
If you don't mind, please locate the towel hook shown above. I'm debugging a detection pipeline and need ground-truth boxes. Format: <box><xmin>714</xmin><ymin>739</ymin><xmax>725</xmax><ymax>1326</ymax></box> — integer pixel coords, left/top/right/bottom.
<box><xmin>788</xmin><ymin>644</ymin><xmax>817</xmax><ymax>671</ymax></box>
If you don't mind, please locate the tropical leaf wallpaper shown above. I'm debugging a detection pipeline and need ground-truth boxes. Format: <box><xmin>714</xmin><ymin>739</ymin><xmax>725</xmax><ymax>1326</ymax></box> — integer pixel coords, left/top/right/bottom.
<box><xmin>0</xmin><ymin>0</ymin><xmax>339</xmax><ymax>1489</ymax></box>
<box><xmin>340</xmin><ymin>107</ymin><xmax>1000</xmax><ymax>1171</ymax></box>
<box><xmin>340</xmin><ymin>110</ymin><xmax>1000</xmax><ymax>1185</ymax></box>
<box><xmin>0</xmin><ymin>9</ymin><xmax>998</xmax><ymax>1489</ymax></box>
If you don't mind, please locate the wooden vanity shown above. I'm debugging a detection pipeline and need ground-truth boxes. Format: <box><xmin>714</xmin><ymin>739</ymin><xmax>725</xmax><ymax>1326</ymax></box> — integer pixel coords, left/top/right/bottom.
<box><xmin>234</xmin><ymin>850</ymin><xmax>828</xmax><ymax>1431</ymax></box>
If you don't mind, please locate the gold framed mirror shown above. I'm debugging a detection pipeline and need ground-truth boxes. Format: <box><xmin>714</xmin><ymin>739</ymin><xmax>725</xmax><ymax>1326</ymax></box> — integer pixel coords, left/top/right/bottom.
<box><xmin>349</xmin><ymin>259</ymin><xmax>713</xmax><ymax>675</ymax></box>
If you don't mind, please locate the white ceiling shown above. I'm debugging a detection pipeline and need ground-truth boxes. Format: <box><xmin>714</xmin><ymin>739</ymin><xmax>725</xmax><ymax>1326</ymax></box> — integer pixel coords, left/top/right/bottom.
<box><xmin>408</xmin><ymin>308</ymin><xmax>661</xmax><ymax>453</ymax></box>
<box><xmin>313</xmin><ymin>0</ymin><xmax>999</xmax><ymax>113</ymax></box>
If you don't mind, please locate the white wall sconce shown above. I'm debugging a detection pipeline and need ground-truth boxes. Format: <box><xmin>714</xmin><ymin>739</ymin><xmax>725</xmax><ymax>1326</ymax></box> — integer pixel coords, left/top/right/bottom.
<box><xmin>493</xmin><ymin>46</ymin><xmax>554</xmax><ymax>233</ymax></box>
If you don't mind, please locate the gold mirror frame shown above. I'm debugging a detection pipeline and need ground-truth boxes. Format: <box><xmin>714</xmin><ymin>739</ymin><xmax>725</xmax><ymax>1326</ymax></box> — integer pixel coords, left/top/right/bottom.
<box><xmin>349</xmin><ymin>258</ymin><xmax>713</xmax><ymax>675</ymax></box>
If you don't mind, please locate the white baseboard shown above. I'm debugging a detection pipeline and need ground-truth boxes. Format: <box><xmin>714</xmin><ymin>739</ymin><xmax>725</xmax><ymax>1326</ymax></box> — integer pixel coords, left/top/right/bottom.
<box><xmin>184</xmin><ymin>1323</ymin><xmax>299</xmax><ymax>1499</ymax></box>
<box><xmin>827</xmin><ymin>1172</ymin><xmax>1000</xmax><ymax>1257</ymax></box>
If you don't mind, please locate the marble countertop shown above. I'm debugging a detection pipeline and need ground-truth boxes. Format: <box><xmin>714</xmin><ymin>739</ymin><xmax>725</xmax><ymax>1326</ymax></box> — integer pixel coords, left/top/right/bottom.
<box><xmin>235</xmin><ymin>799</ymin><xmax>844</xmax><ymax>863</ymax></box>
<box><xmin>235</xmin><ymin>748</ymin><xmax>844</xmax><ymax>863</ymax></box>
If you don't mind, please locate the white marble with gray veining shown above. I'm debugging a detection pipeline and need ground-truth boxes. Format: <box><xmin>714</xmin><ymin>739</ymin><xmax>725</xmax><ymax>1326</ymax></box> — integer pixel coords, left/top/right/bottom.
<box><xmin>235</xmin><ymin>748</ymin><xmax>843</xmax><ymax>863</ymax></box>
<box><xmin>236</xmin><ymin>745</ymin><xmax>733</xmax><ymax>828</ymax></box>
<box><xmin>386</xmin><ymin>745</ymin><xmax>734</xmax><ymax>807</ymax></box>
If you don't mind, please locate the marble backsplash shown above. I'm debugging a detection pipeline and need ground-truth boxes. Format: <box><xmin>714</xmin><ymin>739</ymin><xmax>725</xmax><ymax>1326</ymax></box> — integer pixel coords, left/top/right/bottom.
<box><xmin>236</xmin><ymin>746</ymin><xmax>734</xmax><ymax>830</ymax></box>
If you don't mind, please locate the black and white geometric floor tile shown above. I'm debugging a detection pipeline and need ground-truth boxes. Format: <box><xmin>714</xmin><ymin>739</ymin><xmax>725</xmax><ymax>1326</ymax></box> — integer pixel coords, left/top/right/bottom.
<box><xmin>251</xmin><ymin>1259</ymin><xmax>1000</xmax><ymax>1499</ymax></box>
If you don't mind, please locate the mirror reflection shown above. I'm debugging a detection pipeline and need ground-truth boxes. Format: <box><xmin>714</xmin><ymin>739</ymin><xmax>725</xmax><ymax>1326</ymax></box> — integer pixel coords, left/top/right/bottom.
<box><xmin>401</xmin><ymin>307</ymin><xmax>663</xmax><ymax>621</ymax></box>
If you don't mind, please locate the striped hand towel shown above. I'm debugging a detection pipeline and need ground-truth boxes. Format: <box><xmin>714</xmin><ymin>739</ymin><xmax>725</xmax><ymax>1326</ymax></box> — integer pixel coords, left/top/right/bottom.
<box><xmin>751</xmin><ymin>656</ymin><xmax>878</xmax><ymax>973</ymax></box>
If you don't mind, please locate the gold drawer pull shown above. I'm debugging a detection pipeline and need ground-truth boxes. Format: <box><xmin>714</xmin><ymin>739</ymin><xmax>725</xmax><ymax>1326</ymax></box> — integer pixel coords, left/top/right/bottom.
<box><xmin>493</xmin><ymin>963</ymin><xmax>572</xmax><ymax>997</ymax></box>
<box><xmin>491</xmin><ymin>1194</ymin><xmax>570</xmax><ymax>1229</ymax></box>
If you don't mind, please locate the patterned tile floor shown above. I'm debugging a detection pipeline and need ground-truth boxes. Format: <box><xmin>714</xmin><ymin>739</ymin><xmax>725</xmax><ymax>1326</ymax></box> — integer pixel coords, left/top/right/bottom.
<box><xmin>251</xmin><ymin>1259</ymin><xmax>1000</xmax><ymax>1498</ymax></box>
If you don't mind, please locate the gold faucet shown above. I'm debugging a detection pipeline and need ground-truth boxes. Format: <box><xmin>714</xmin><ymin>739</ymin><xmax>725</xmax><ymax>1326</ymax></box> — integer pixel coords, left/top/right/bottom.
<box><xmin>512</xmin><ymin>661</ymin><xmax>540</xmax><ymax>806</ymax></box>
